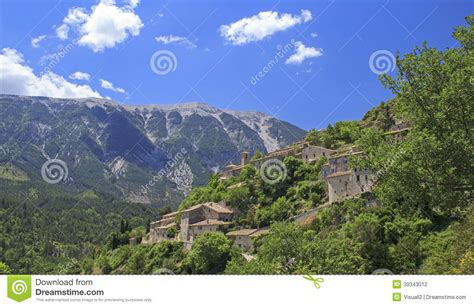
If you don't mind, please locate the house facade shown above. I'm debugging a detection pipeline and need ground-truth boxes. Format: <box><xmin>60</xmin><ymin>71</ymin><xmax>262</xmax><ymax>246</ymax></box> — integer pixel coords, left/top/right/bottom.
<box><xmin>148</xmin><ymin>201</ymin><xmax>233</xmax><ymax>249</ymax></box>
<box><xmin>322</xmin><ymin>148</ymin><xmax>375</xmax><ymax>203</ymax></box>
<box><xmin>180</xmin><ymin>202</ymin><xmax>233</xmax><ymax>243</ymax></box>
<box><xmin>149</xmin><ymin>211</ymin><xmax>178</xmax><ymax>243</ymax></box>
<box><xmin>226</xmin><ymin>228</ymin><xmax>270</xmax><ymax>251</ymax></box>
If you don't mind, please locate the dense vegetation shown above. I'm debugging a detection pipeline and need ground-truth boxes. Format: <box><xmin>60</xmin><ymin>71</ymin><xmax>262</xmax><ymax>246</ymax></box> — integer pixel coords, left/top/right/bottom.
<box><xmin>1</xmin><ymin>16</ymin><xmax>472</xmax><ymax>275</ymax></box>
<box><xmin>0</xmin><ymin>192</ymin><xmax>159</xmax><ymax>274</ymax></box>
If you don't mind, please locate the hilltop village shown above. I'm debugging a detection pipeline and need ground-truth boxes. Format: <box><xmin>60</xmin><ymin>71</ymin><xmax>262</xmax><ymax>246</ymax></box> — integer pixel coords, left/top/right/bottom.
<box><xmin>142</xmin><ymin>125</ymin><xmax>410</xmax><ymax>252</ymax></box>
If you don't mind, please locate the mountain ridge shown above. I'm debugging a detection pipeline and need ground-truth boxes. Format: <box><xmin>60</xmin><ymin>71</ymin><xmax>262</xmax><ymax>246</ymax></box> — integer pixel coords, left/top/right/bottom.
<box><xmin>0</xmin><ymin>94</ymin><xmax>306</xmax><ymax>208</ymax></box>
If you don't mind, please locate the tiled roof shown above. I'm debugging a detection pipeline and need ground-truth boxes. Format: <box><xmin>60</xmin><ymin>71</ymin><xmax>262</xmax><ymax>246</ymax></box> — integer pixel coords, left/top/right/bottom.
<box><xmin>329</xmin><ymin>151</ymin><xmax>363</xmax><ymax>159</ymax></box>
<box><xmin>204</xmin><ymin>202</ymin><xmax>233</xmax><ymax>214</ymax></box>
<box><xmin>249</xmin><ymin>229</ymin><xmax>270</xmax><ymax>237</ymax></box>
<box><xmin>226</xmin><ymin>229</ymin><xmax>258</xmax><ymax>236</ymax></box>
<box><xmin>150</xmin><ymin>216</ymin><xmax>175</xmax><ymax>227</ymax></box>
<box><xmin>181</xmin><ymin>202</ymin><xmax>233</xmax><ymax>214</ymax></box>
<box><xmin>162</xmin><ymin>211</ymin><xmax>178</xmax><ymax>219</ymax></box>
<box><xmin>225</xmin><ymin>163</ymin><xmax>239</xmax><ymax>169</ymax></box>
<box><xmin>189</xmin><ymin>219</ymin><xmax>230</xmax><ymax>227</ymax></box>
<box><xmin>181</xmin><ymin>203</ymin><xmax>203</xmax><ymax>213</ymax></box>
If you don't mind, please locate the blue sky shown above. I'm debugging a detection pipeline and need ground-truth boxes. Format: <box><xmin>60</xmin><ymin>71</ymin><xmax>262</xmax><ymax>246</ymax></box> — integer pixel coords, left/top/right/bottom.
<box><xmin>0</xmin><ymin>0</ymin><xmax>472</xmax><ymax>130</ymax></box>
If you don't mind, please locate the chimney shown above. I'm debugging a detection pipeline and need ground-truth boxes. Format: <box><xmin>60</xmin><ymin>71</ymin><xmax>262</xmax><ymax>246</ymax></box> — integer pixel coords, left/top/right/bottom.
<box><xmin>241</xmin><ymin>151</ymin><xmax>249</xmax><ymax>166</ymax></box>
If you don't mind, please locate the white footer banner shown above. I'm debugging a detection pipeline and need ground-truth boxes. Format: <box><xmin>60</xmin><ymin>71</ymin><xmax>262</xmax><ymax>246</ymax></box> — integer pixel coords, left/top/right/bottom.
<box><xmin>0</xmin><ymin>275</ymin><xmax>472</xmax><ymax>306</ymax></box>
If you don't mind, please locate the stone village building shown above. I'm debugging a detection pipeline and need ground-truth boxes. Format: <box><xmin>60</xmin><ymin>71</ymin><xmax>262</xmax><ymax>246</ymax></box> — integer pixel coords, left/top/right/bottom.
<box><xmin>226</xmin><ymin>228</ymin><xmax>270</xmax><ymax>252</ymax></box>
<box><xmin>149</xmin><ymin>201</ymin><xmax>233</xmax><ymax>249</ymax></box>
<box><xmin>179</xmin><ymin>202</ymin><xmax>233</xmax><ymax>245</ymax></box>
<box><xmin>321</xmin><ymin>148</ymin><xmax>375</xmax><ymax>204</ymax></box>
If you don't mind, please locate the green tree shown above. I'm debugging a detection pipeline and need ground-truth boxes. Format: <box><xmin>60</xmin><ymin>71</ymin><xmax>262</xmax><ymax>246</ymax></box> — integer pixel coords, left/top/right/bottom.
<box><xmin>184</xmin><ymin>232</ymin><xmax>232</xmax><ymax>274</ymax></box>
<box><xmin>252</xmin><ymin>150</ymin><xmax>264</xmax><ymax>161</ymax></box>
<box><xmin>0</xmin><ymin>261</ymin><xmax>12</xmax><ymax>274</ymax></box>
<box><xmin>256</xmin><ymin>223</ymin><xmax>306</xmax><ymax>273</ymax></box>
<box><xmin>357</xmin><ymin>15</ymin><xmax>473</xmax><ymax>216</ymax></box>
<box><xmin>297</xmin><ymin>231</ymin><xmax>368</xmax><ymax>274</ymax></box>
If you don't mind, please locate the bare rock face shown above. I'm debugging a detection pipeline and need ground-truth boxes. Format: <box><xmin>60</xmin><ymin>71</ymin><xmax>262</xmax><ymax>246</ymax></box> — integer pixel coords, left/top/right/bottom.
<box><xmin>0</xmin><ymin>94</ymin><xmax>305</xmax><ymax>208</ymax></box>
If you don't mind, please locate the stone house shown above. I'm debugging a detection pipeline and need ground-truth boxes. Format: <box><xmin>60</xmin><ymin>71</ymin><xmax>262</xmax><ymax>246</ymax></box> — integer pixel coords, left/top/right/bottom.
<box><xmin>322</xmin><ymin>148</ymin><xmax>375</xmax><ymax>203</ymax></box>
<box><xmin>226</xmin><ymin>228</ymin><xmax>270</xmax><ymax>251</ymax></box>
<box><xmin>300</xmin><ymin>143</ymin><xmax>336</xmax><ymax>163</ymax></box>
<box><xmin>149</xmin><ymin>211</ymin><xmax>178</xmax><ymax>243</ymax></box>
<box><xmin>180</xmin><ymin>201</ymin><xmax>233</xmax><ymax>243</ymax></box>
<box><xmin>226</xmin><ymin>229</ymin><xmax>258</xmax><ymax>251</ymax></box>
<box><xmin>149</xmin><ymin>201</ymin><xmax>234</xmax><ymax>248</ymax></box>
<box><xmin>188</xmin><ymin>219</ymin><xmax>230</xmax><ymax>242</ymax></box>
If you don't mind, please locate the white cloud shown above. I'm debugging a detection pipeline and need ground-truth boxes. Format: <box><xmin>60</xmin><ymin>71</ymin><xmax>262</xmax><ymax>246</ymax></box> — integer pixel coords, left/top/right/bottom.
<box><xmin>310</xmin><ymin>32</ymin><xmax>318</xmax><ymax>38</ymax></box>
<box><xmin>64</xmin><ymin>7</ymin><xmax>89</xmax><ymax>25</ymax></box>
<box><xmin>127</xmin><ymin>0</ymin><xmax>140</xmax><ymax>9</ymax></box>
<box><xmin>99</xmin><ymin>79</ymin><xmax>126</xmax><ymax>94</ymax></box>
<box><xmin>56</xmin><ymin>24</ymin><xmax>70</xmax><ymax>40</ymax></box>
<box><xmin>31</xmin><ymin>35</ymin><xmax>46</xmax><ymax>48</ymax></box>
<box><xmin>220</xmin><ymin>9</ymin><xmax>312</xmax><ymax>45</ymax></box>
<box><xmin>56</xmin><ymin>0</ymin><xmax>143</xmax><ymax>52</ymax></box>
<box><xmin>155</xmin><ymin>35</ymin><xmax>197</xmax><ymax>49</ymax></box>
<box><xmin>0</xmin><ymin>48</ymin><xmax>102</xmax><ymax>98</ymax></box>
<box><xmin>69</xmin><ymin>71</ymin><xmax>91</xmax><ymax>81</ymax></box>
<box><xmin>285</xmin><ymin>41</ymin><xmax>322</xmax><ymax>65</ymax></box>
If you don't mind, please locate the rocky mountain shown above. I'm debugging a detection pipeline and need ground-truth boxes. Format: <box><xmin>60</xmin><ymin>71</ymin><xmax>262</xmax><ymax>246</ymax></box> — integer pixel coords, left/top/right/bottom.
<box><xmin>0</xmin><ymin>94</ymin><xmax>306</xmax><ymax>208</ymax></box>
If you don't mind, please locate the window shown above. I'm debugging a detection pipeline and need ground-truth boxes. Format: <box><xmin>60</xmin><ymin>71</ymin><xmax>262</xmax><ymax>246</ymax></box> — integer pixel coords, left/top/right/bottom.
<box><xmin>356</xmin><ymin>175</ymin><xmax>360</xmax><ymax>182</ymax></box>
<box><xmin>323</xmin><ymin>152</ymin><xmax>326</xmax><ymax>157</ymax></box>
<box><xmin>365</xmin><ymin>175</ymin><xmax>368</xmax><ymax>181</ymax></box>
